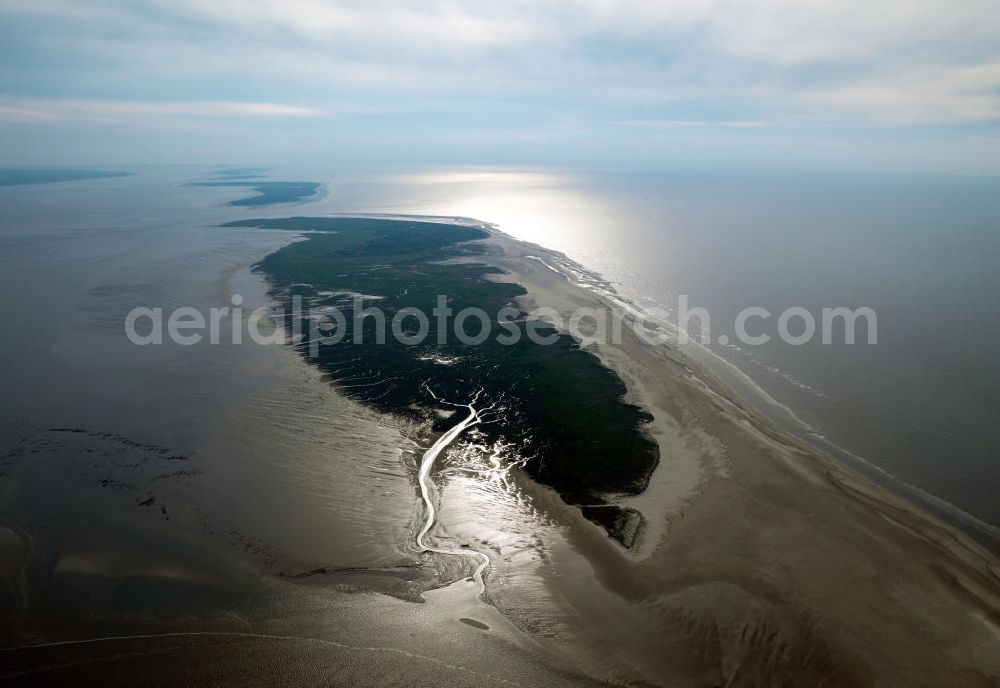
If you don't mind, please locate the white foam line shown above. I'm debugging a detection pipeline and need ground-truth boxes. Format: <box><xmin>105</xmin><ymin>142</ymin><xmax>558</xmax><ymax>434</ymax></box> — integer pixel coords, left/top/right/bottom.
<box><xmin>528</xmin><ymin>248</ymin><xmax>817</xmax><ymax>433</ymax></box>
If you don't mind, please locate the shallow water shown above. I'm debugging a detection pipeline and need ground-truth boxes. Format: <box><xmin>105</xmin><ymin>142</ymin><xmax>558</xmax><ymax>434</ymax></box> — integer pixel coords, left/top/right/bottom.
<box><xmin>0</xmin><ymin>169</ymin><xmax>417</xmax><ymax>570</ymax></box>
<box><xmin>0</xmin><ymin>167</ymin><xmax>610</xmax><ymax>685</ymax></box>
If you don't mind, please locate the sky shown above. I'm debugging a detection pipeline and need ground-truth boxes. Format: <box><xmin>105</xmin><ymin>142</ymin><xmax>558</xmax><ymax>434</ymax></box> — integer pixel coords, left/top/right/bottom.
<box><xmin>1</xmin><ymin>0</ymin><xmax>999</xmax><ymax>172</ymax></box>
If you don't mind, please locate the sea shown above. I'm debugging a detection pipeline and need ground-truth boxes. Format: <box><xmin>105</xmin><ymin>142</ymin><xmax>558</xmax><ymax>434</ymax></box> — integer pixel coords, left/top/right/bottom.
<box><xmin>1</xmin><ymin>161</ymin><xmax>997</xmax><ymax>558</ymax></box>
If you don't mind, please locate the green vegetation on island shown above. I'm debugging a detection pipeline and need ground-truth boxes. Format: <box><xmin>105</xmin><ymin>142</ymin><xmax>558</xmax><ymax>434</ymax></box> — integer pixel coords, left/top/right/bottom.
<box><xmin>222</xmin><ymin>216</ymin><xmax>659</xmax><ymax>546</ymax></box>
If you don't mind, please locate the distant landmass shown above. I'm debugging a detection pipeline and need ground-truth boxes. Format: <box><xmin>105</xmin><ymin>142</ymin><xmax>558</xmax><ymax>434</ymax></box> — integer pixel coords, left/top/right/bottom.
<box><xmin>209</xmin><ymin>167</ymin><xmax>270</xmax><ymax>179</ymax></box>
<box><xmin>0</xmin><ymin>169</ymin><xmax>133</xmax><ymax>186</ymax></box>
<box><xmin>189</xmin><ymin>180</ymin><xmax>322</xmax><ymax>206</ymax></box>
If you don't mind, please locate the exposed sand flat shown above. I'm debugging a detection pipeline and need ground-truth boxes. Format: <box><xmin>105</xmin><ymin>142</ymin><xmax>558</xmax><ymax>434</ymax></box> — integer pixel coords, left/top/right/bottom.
<box><xmin>479</xmin><ymin>230</ymin><xmax>1000</xmax><ymax>687</ymax></box>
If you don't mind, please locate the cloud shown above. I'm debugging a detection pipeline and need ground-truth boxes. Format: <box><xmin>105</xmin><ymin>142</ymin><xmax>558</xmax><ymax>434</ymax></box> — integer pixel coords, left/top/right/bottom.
<box><xmin>0</xmin><ymin>98</ymin><xmax>322</xmax><ymax>124</ymax></box>
<box><xmin>4</xmin><ymin>0</ymin><xmax>1000</xmax><ymax>126</ymax></box>
<box><xmin>1</xmin><ymin>0</ymin><xmax>999</xmax><ymax>168</ymax></box>
<box><xmin>623</xmin><ymin>120</ymin><xmax>775</xmax><ymax>129</ymax></box>
<box><xmin>805</xmin><ymin>62</ymin><xmax>1000</xmax><ymax>123</ymax></box>
<box><xmin>0</xmin><ymin>104</ymin><xmax>57</xmax><ymax>122</ymax></box>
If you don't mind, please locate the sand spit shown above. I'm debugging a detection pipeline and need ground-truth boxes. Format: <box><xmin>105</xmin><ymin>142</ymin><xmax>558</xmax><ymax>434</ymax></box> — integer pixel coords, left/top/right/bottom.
<box><xmin>476</xmin><ymin>230</ymin><xmax>1000</xmax><ymax>687</ymax></box>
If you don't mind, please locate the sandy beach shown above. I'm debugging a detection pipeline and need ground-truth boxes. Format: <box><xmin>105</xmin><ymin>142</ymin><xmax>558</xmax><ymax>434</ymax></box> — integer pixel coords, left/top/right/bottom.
<box><xmin>473</xmin><ymin>229</ymin><xmax>1000</xmax><ymax>686</ymax></box>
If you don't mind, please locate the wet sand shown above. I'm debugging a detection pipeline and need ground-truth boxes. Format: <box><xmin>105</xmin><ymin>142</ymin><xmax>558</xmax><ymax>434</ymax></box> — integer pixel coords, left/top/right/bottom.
<box><xmin>477</xmin><ymin>230</ymin><xmax>1000</xmax><ymax>686</ymax></box>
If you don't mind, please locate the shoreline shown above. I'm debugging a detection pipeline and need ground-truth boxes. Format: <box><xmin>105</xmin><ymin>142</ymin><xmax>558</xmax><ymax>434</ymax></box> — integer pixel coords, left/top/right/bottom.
<box><xmin>470</xmin><ymin>225</ymin><xmax>1000</xmax><ymax>685</ymax></box>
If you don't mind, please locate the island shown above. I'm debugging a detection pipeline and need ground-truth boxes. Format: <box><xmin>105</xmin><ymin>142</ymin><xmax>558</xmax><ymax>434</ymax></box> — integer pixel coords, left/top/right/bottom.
<box><xmin>223</xmin><ymin>215</ymin><xmax>659</xmax><ymax>547</ymax></box>
<box><xmin>0</xmin><ymin>169</ymin><xmax>132</xmax><ymax>186</ymax></box>
<box><xmin>189</xmin><ymin>180</ymin><xmax>322</xmax><ymax>206</ymax></box>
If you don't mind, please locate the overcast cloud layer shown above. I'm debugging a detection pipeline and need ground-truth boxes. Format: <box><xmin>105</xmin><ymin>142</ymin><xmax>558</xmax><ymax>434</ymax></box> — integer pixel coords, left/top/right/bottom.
<box><xmin>1</xmin><ymin>0</ymin><xmax>999</xmax><ymax>171</ymax></box>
